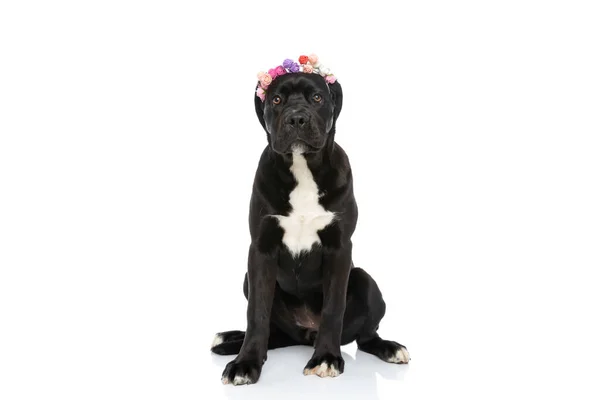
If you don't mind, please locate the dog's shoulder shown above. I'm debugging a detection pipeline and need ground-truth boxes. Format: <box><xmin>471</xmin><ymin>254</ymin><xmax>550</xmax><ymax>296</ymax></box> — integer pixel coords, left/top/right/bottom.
<box><xmin>249</xmin><ymin>146</ymin><xmax>294</xmax><ymax>217</ymax></box>
<box><xmin>330</xmin><ymin>142</ymin><xmax>352</xmax><ymax>179</ymax></box>
<box><xmin>311</xmin><ymin>143</ymin><xmax>353</xmax><ymax>200</ymax></box>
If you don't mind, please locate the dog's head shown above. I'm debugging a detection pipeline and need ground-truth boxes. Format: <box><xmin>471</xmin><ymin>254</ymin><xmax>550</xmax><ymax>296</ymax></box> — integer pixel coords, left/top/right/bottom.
<box><xmin>255</xmin><ymin>73</ymin><xmax>343</xmax><ymax>154</ymax></box>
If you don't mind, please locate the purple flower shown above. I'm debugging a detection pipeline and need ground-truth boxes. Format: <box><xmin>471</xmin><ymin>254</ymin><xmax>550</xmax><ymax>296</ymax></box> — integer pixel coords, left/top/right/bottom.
<box><xmin>288</xmin><ymin>62</ymin><xmax>300</xmax><ymax>73</ymax></box>
<box><xmin>282</xmin><ymin>59</ymin><xmax>294</xmax><ymax>69</ymax></box>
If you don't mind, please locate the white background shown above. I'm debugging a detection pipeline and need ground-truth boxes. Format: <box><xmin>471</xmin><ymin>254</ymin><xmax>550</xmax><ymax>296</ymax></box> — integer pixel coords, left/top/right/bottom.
<box><xmin>1</xmin><ymin>1</ymin><xmax>599</xmax><ymax>399</ymax></box>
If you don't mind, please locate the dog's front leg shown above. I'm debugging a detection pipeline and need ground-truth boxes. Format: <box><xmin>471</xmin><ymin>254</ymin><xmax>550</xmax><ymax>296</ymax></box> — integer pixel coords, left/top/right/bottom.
<box><xmin>221</xmin><ymin>245</ymin><xmax>277</xmax><ymax>385</ymax></box>
<box><xmin>303</xmin><ymin>243</ymin><xmax>352</xmax><ymax>378</ymax></box>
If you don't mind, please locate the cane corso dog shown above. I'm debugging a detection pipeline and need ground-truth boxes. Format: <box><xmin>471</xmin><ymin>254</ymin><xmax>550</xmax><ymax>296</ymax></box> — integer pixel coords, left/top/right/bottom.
<box><xmin>211</xmin><ymin>70</ymin><xmax>409</xmax><ymax>385</ymax></box>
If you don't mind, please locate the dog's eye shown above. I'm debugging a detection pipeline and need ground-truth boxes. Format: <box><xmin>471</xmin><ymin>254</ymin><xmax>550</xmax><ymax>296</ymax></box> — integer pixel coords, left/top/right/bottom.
<box><xmin>313</xmin><ymin>94</ymin><xmax>322</xmax><ymax>103</ymax></box>
<box><xmin>272</xmin><ymin>96</ymin><xmax>282</xmax><ymax>105</ymax></box>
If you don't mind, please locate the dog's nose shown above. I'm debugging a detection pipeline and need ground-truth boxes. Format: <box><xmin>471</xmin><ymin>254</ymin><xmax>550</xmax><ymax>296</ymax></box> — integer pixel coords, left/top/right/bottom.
<box><xmin>286</xmin><ymin>113</ymin><xmax>309</xmax><ymax>128</ymax></box>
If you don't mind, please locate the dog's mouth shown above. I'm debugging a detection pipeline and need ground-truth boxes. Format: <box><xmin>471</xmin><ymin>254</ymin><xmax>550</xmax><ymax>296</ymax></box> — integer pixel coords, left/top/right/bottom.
<box><xmin>288</xmin><ymin>140</ymin><xmax>320</xmax><ymax>154</ymax></box>
<box><xmin>279</xmin><ymin>139</ymin><xmax>322</xmax><ymax>155</ymax></box>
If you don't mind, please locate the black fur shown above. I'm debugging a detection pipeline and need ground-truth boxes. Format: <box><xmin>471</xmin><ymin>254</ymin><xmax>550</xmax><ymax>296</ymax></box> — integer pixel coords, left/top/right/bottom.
<box><xmin>213</xmin><ymin>72</ymin><xmax>409</xmax><ymax>385</ymax></box>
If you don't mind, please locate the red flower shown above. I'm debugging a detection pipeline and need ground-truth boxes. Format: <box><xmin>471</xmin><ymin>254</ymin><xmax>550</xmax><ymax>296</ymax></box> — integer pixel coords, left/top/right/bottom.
<box><xmin>298</xmin><ymin>55</ymin><xmax>309</xmax><ymax>65</ymax></box>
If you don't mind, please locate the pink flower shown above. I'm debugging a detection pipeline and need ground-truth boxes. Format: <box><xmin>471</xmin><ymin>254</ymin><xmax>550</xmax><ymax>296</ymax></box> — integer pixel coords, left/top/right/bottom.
<box><xmin>257</xmin><ymin>71</ymin><xmax>266</xmax><ymax>80</ymax></box>
<box><xmin>303</xmin><ymin>64</ymin><xmax>314</xmax><ymax>73</ymax></box>
<box><xmin>325</xmin><ymin>75</ymin><xmax>337</xmax><ymax>84</ymax></box>
<box><xmin>259</xmin><ymin>73</ymin><xmax>272</xmax><ymax>89</ymax></box>
<box><xmin>275</xmin><ymin>65</ymin><xmax>286</xmax><ymax>76</ymax></box>
<box><xmin>256</xmin><ymin>87</ymin><xmax>266</xmax><ymax>101</ymax></box>
<box><xmin>308</xmin><ymin>54</ymin><xmax>318</xmax><ymax>65</ymax></box>
<box><xmin>268</xmin><ymin>68</ymin><xmax>278</xmax><ymax>79</ymax></box>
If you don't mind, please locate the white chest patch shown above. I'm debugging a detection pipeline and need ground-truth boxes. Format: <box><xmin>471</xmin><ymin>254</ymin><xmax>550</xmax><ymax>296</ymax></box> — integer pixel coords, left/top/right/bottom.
<box><xmin>273</xmin><ymin>153</ymin><xmax>335</xmax><ymax>257</ymax></box>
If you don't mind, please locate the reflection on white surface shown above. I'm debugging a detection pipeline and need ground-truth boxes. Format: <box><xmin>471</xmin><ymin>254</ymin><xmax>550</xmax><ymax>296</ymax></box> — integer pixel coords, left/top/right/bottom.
<box><xmin>210</xmin><ymin>343</ymin><xmax>409</xmax><ymax>400</ymax></box>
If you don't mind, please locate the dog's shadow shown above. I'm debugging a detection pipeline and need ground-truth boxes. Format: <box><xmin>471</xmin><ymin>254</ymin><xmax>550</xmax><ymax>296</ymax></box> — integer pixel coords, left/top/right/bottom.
<box><xmin>211</xmin><ymin>344</ymin><xmax>409</xmax><ymax>400</ymax></box>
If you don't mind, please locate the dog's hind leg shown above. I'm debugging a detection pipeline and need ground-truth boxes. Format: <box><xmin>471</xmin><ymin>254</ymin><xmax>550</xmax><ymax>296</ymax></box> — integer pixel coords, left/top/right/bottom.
<box><xmin>342</xmin><ymin>268</ymin><xmax>410</xmax><ymax>364</ymax></box>
<box><xmin>211</xmin><ymin>326</ymin><xmax>299</xmax><ymax>355</ymax></box>
<box><xmin>212</xmin><ymin>274</ymin><xmax>305</xmax><ymax>356</ymax></box>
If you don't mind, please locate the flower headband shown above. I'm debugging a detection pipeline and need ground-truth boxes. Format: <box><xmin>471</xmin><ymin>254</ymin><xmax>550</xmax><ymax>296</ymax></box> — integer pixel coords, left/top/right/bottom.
<box><xmin>256</xmin><ymin>54</ymin><xmax>337</xmax><ymax>102</ymax></box>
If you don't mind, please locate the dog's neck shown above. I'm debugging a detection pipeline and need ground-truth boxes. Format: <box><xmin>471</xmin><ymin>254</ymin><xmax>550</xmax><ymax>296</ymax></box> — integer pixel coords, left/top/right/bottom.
<box><xmin>269</xmin><ymin>146</ymin><xmax>330</xmax><ymax>171</ymax></box>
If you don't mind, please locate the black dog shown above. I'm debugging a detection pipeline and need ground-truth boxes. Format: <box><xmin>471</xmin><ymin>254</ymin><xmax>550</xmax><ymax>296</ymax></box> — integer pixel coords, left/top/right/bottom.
<box><xmin>211</xmin><ymin>72</ymin><xmax>409</xmax><ymax>385</ymax></box>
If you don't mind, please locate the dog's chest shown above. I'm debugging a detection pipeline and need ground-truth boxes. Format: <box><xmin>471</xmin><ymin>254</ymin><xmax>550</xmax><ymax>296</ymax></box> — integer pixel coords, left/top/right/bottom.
<box><xmin>274</xmin><ymin>154</ymin><xmax>335</xmax><ymax>257</ymax></box>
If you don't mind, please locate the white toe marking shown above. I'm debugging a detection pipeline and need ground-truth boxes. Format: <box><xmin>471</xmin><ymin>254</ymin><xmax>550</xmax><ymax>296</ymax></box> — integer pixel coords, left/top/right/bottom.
<box><xmin>233</xmin><ymin>374</ymin><xmax>252</xmax><ymax>385</ymax></box>
<box><xmin>304</xmin><ymin>361</ymin><xmax>340</xmax><ymax>378</ymax></box>
<box><xmin>211</xmin><ymin>334</ymin><xmax>223</xmax><ymax>348</ymax></box>
<box><xmin>325</xmin><ymin>364</ymin><xmax>340</xmax><ymax>377</ymax></box>
<box><xmin>387</xmin><ymin>346</ymin><xmax>410</xmax><ymax>364</ymax></box>
<box><xmin>316</xmin><ymin>362</ymin><xmax>329</xmax><ymax>376</ymax></box>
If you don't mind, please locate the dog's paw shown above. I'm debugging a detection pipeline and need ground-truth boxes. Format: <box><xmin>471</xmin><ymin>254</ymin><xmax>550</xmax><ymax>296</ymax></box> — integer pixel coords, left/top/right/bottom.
<box><xmin>303</xmin><ymin>353</ymin><xmax>344</xmax><ymax>378</ymax></box>
<box><xmin>221</xmin><ymin>358</ymin><xmax>262</xmax><ymax>386</ymax></box>
<box><xmin>385</xmin><ymin>343</ymin><xmax>410</xmax><ymax>364</ymax></box>
<box><xmin>358</xmin><ymin>338</ymin><xmax>410</xmax><ymax>364</ymax></box>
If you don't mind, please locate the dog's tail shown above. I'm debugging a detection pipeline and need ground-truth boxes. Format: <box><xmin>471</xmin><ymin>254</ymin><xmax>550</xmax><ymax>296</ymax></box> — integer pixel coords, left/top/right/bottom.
<box><xmin>210</xmin><ymin>328</ymin><xmax>302</xmax><ymax>355</ymax></box>
<box><xmin>210</xmin><ymin>330</ymin><xmax>245</xmax><ymax>355</ymax></box>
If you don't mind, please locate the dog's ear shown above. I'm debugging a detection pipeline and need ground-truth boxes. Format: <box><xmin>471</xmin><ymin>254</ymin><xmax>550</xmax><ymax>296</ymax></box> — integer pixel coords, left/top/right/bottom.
<box><xmin>254</xmin><ymin>84</ymin><xmax>266</xmax><ymax>130</ymax></box>
<box><xmin>329</xmin><ymin>80</ymin><xmax>343</xmax><ymax>123</ymax></box>
<box><xmin>254</xmin><ymin>84</ymin><xmax>271</xmax><ymax>143</ymax></box>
